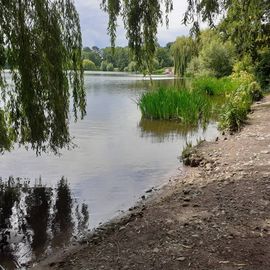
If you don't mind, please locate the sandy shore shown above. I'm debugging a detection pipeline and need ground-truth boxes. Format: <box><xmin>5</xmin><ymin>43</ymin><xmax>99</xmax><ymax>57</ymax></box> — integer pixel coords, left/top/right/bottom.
<box><xmin>33</xmin><ymin>95</ymin><xmax>270</xmax><ymax>270</ymax></box>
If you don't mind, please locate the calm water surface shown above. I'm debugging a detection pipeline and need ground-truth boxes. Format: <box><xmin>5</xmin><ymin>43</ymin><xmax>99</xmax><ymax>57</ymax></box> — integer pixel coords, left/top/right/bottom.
<box><xmin>0</xmin><ymin>72</ymin><xmax>219</xmax><ymax>268</ymax></box>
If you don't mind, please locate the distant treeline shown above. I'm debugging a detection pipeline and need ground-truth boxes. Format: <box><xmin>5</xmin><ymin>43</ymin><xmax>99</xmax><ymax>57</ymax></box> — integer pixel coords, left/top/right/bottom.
<box><xmin>82</xmin><ymin>44</ymin><xmax>173</xmax><ymax>73</ymax></box>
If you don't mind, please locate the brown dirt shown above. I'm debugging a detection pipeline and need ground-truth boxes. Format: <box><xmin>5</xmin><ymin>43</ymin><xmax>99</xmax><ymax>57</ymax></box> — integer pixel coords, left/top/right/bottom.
<box><xmin>34</xmin><ymin>96</ymin><xmax>270</xmax><ymax>270</ymax></box>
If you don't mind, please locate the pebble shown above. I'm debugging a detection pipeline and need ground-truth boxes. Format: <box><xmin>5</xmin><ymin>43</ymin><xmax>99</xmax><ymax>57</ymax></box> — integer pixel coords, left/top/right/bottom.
<box><xmin>176</xmin><ymin>257</ymin><xmax>186</xmax><ymax>261</ymax></box>
<box><xmin>206</xmin><ymin>163</ymin><xmax>212</xmax><ymax>170</ymax></box>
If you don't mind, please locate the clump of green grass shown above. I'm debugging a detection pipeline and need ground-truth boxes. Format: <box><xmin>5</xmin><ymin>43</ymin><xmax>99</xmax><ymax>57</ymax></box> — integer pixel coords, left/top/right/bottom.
<box><xmin>138</xmin><ymin>87</ymin><xmax>211</xmax><ymax>125</ymax></box>
<box><xmin>192</xmin><ymin>76</ymin><xmax>240</xmax><ymax>96</ymax></box>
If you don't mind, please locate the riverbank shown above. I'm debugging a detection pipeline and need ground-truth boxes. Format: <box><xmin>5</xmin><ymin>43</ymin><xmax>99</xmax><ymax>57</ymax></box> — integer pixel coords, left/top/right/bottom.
<box><xmin>34</xmin><ymin>95</ymin><xmax>270</xmax><ymax>270</ymax></box>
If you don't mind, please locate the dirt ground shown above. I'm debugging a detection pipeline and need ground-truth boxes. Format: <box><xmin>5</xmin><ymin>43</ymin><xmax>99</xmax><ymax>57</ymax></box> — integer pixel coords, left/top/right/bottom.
<box><xmin>34</xmin><ymin>95</ymin><xmax>270</xmax><ymax>270</ymax></box>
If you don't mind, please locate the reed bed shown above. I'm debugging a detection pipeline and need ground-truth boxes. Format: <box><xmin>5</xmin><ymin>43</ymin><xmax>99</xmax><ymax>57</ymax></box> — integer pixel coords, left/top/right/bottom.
<box><xmin>138</xmin><ymin>87</ymin><xmax>211</xmax><ymax>125</ymax></box>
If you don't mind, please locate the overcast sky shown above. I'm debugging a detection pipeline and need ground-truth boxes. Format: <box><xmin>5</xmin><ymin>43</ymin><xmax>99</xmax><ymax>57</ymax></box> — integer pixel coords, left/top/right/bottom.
<box><xmin>74</xmin><ymin>0</ymin><xmax>190</xmax><ymax>48</ymax></box>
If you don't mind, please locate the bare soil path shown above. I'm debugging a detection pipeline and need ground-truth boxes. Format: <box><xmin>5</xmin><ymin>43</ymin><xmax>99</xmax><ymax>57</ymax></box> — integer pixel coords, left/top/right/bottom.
<box><xmin>34</xmin><ymin>96</ymin><xmax>270</xmax><ymax>270</ymax></box>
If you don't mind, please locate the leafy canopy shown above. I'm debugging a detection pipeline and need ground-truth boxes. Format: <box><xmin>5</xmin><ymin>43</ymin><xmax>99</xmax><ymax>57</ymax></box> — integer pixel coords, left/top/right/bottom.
<box><xmin>0</xmin><ymin>0</ymin><xmax>86</xmax><ymax>154</ymax></box>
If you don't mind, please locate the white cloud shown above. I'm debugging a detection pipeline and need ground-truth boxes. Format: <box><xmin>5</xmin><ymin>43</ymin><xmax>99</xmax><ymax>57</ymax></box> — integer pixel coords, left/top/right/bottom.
<box><xmin>74</xmin><ymin>0</ymin><xmax>191</xmax><ymax>47</ymax></box>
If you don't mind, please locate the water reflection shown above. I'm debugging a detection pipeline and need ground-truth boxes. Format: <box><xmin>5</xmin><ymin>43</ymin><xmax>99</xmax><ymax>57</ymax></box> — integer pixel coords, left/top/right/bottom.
<box><xmin>139</xmin><ymin>118</ymin><xmax>200</xmax><ymax>142</ymax></box>
<box><xmin>26</xmin><ymin>183</ymin><xmax>52</xmax><ymax>258</ymax></box>
<box><xmin>0</xmin><ymin>177</ymin><xmax>89</xmax><ymax>269</ymax></box>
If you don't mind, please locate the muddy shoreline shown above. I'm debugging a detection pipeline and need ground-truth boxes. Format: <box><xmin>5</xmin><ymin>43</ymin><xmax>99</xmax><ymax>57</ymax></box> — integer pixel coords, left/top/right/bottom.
<box><xmin>34</xmin><ymin>96</ymin><xmax>270</xmax><ymax>270</ymax></box>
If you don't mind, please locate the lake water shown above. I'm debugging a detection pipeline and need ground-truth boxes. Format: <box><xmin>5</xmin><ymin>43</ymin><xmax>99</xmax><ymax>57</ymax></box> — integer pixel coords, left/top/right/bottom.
<box><xmin>0</xmin><ymin>72</ymin><xmax>219</xmax><ymax>268</ymax></box>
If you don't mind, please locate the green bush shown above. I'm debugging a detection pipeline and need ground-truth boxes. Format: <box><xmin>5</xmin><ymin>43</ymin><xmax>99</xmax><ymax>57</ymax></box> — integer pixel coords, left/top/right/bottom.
<box><xmin>199</xmin><ymin>40</ymin><xmax>235</xmax><ymax>78</ymax></box>
<box><xmin>138</xmin><ymin>87</ymin><xmax>211</xmax><ymax>125</ymax></box>
<box><xmin>106</xmin><ymin>63</ymin><xmax>114</xmax><ymax>71</ymax></box>
<box><xmin>230</xmin><ymin>70</ymin><xmax>256</xmax><ymax>86</ymax></box>
<box><xmin>127</xmin><ymin>61</ymin><xmax>137</xmax><ymax>72</ymax></box>
<box><xmin>100</xmin><ymin>60</ymin><xmax>108</xmax><ymax>71</ymax></box>
<box><xmin>232</xmin><ymin>54</ymin><xmax>255</xmax><ymax>75</ymax></box>
<box><xmin>219</xmin><ymin>85</ymin><xmax>252</xmax><ymax>131</ymax></box>
<box><xmin>82</xmin><ymin>59</ymin><xmax>96</xmax><ymax>71</ymax></box>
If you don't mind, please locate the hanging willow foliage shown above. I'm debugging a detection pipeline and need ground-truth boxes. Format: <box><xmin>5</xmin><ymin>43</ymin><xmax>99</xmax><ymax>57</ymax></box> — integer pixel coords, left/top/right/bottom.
<box><xmin>101</xmin><ymin>0</ymin><xmax>173</xmax><ymax>75</ymax></box>
<box><xmin>171</xmin><ymin>36</ymin><xmax>196</xmax><ymax>77</ymax></box>
<box><xmin>0</xmin><ymin>0</ymin><xmax>86</xmax><ymax>154</ymax></box>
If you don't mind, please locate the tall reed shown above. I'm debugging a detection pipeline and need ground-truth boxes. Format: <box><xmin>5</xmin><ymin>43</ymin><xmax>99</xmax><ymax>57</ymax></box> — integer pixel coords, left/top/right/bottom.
<box><xmin>138</xmin><ymin>87</ymin><xmax>211</xmax><ymax>125</ymax></box>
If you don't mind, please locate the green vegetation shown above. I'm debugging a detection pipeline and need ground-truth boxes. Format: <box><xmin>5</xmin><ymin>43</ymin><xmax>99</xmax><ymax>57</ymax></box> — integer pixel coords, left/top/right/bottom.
<box><xmin>181</xmin><ymin>141</ymin><xmax>194</xmax><ymax>163</ymax></box>
<box><xmin>219</xmin><ymin>85</ymin><xmax>252</xmax><ymax>132</ymax></box>
<box><xmin>171</xmin><ymin>36</ymin><xmax>196</xmax><ymax>77</ymax></box>
<box><xmin>82</xmin><ymin>46</ymin><xmax>102</xmax><ymax>68</ymax></box>
<box><xmin>218</xmin><ymin>73</ymin><xmax>263</xmax><ymax>131</ymax></box>
<box><xmin>138</xmin><ymin>70</ymin><xmax>264</xmax><ymax>133</ymax></box>
<box><xmin>138</xmin><ymin>87</ymin><xmax>211</xmax><ymax>125</ymax></box>
<box><xmin>104</xmin><ymin>0</ymin><xmax>269</xmax><ymax>79</ymax></box>
<box><xmin>81</xmin><ymin>45</ymin><xmax>173</xmax><ymax>74</ymax></box>
<box><xmin>182</xmin><ymin>30</ymin><xmax>236</xmax><ymax>78</ymax></box>
<box><xmin>256</xmin><ymin>49</ymin><xmax>270</xmax><ymax>90</ymax></box>
<box><xmin>191</xmin><ymin>77</ymin><xmax>240</xmax><ymax>96</ymax></box>
<box><xmin>82</xmin><ymin>59</ymin><xmax>97</xmax><ymax>71</ymax></box>
<box><xmin>0</xmin><ymin>0</ymin><xmax>86</xmax><ymax>154</ymax></box>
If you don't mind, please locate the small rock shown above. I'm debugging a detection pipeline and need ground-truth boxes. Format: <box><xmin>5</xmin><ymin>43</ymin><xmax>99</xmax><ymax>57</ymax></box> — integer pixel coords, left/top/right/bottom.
<box><xmin>183</xmin><ymin>189</ymin><xmax>191</xmax><ymax>195</ymax></box>
<box><xmin>176</xmin><ymin>257</ymin><xmax>186</xmax><ymax>261</ymax></box>
<box><xmin>205</xmin><ymin>163</ymin><xmax>212</xmax><ymax>170</ymax></box>
<box><xmin>153</xmin><ymin>248</ymin><xmax>159</xmax><ymax>253</ymax></box>
<box><xmin>167</xmin><ymin>230</ymin><xmax>174</xmax><ymax>235</ymax></box>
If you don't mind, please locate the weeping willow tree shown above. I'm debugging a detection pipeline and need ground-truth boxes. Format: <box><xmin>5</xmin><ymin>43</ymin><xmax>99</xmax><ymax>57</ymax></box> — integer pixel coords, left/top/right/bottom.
<box><xmin>171</xmin><ymin>36</ymin><xmax>196</xmax><ymax>77</ymax></box>
<box><xmin>0</xmin><ymin>0</ymin><xmax>86</xmax><ymax>154</ymax></box>
<box><xmin>101</xmin><ymin>0</ymin><xmax>173</xmax><ymax>75</ymax></box>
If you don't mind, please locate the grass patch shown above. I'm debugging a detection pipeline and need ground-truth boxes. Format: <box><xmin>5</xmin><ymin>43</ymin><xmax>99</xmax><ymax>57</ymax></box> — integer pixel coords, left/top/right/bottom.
<box><xmin>138</xmin><ymin>87</ymin><xmax>211</xmax><ymax>125</ymax></box>
<box><xmin>192</xmin><ymin>76</ymin><xmax>240</xmax><ymax>96</ymax></box>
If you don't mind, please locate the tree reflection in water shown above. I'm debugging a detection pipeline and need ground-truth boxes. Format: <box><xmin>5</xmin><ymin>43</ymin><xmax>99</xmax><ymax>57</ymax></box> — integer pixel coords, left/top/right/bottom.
<box><xmin>26</xmin><ymin>183</ymin><xmax>52</xmax><ymax>258</ymax></box>
<box><xmin>51</xmin><ymin>177</ymin><xmax>73</xmax><ymax>247</ymax></box>
<box><xmin>0</xmin><ymin>177</ymin><xmax>89</xmax><ymax>269</ymax></box>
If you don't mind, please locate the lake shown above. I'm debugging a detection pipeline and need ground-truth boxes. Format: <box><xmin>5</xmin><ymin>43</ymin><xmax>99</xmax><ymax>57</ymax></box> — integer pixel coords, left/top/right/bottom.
<box><xmin>0</xmin><ymin>72</ymin><xmax>219</xmax><ymax>268</ymax></box>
